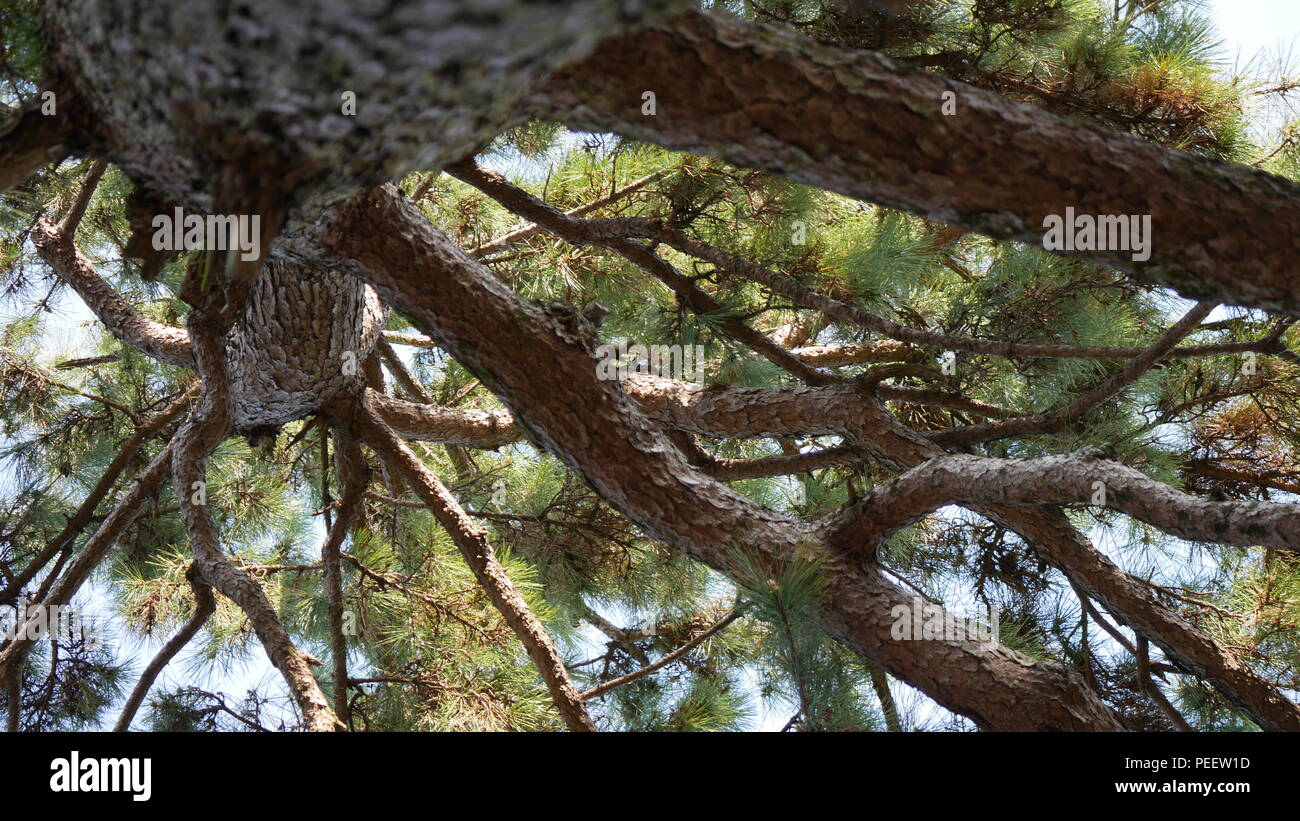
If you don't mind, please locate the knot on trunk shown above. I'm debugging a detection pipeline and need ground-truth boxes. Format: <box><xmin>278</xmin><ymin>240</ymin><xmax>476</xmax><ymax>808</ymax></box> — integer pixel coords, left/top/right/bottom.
<box><xmin>227</xmin><ymin>259</ymin><xmax>384</xmax><ymax>432</ymax></box>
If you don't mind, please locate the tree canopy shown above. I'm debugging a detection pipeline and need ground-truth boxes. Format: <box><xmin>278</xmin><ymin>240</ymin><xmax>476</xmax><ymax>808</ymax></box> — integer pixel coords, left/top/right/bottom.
<box><xmin>1</xmin><ymin>0</ymin><xmax>1298</xmax><ymax>732</ymax></box>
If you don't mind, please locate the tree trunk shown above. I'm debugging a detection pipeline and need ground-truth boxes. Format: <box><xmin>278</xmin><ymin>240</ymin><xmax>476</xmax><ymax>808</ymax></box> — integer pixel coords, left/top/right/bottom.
<box><xmin>226</xmin><ymin>259</ymin><xmax>384</xmax><ymax>435</ymax></box>
<box><xmin>39</xmin><ymin>0</ymin><xmax>691</xmax><ymax>214</ymax></box>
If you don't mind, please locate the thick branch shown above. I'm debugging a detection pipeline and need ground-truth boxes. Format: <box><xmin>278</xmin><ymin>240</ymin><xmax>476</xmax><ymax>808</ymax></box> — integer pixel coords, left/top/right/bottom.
<box><xmin>352</xmin><ymin>400</ymin><xmax>597</xmax><ymax>732</ymax></box>
<box><xmin>369</xmin><ymin>389</ymin><xmax>521</xmax><ymax>448</ymax></box>
<box><xmin>30</xmin><ymin>218</ymin><xmax>195</xmax><ymax>368</ymax></box>
<box><xmin>40</xmin><ymin>0</ymin><xmax>696</xmax><ymax>215</ymax></box>
<box><xmin>309</xmin><ymin>183</ymin><xmax>1124</xmax><ymax>730</ymax></box>
<box><xmin>824</xmin><ymin>451</ymin><xmax>1300</xmax><ymax>731</ymax></box>
<box><xmin>829</xmin><ymin>452</ymin><xmax>1300</xmax><ymax>556</ymax></box>
<box><xmin>792</xmin><ymin>341</ymin><xmax>913</xmax><ymax>367</ymax></box>
<box><xmin>698</xmin><ymin>444</ymin><xmax>867</xmax><ymax>480</ymax></box>
<box><xmin>528</xmin><ymin>10</ymin><xmax>1300</xmax><ymax>314</ymax></box>
<box><xmin>175</xmin><ymin>316</ymin><xmax>337</xmax><ymax>731</ymax></box>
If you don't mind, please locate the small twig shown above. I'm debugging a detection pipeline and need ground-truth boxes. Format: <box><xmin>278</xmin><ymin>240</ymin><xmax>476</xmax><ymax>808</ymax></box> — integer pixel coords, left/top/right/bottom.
<box><xmin>582</xmin><ymin>606</ymin><xmax>744</xmax><ymax>700</ymax></box>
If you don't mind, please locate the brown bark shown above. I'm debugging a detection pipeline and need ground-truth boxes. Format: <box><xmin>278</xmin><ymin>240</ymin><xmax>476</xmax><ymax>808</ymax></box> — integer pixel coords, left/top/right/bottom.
<box><xmin>828</xmin><ymin>452</ymin><xmax>1300</xmax><ymax>558</ymax></box>
<box><xmin>351</xmin><ymin>400</ymin><xmax>597</xmax><ymax>732</ymax></box>
<box><xmin>322</xmin><ymin>431</ymin><xmax>369</xmax><ymax>729</ymax></box>
<box><xmin>309</xmin><ymin>184</ymin><xmax>1124</xmax><ymax>730</ymax></box>
<box><xmin>175</xmin><ymin>315</ymin><xmax>339</xmax><ymax>732</ymax></box>
<box><xmin>981</xmin><ymin>505</ymin><xmax>1300</xmax><ymax>732</ymax></box>
<box><xmin>585</xmin><ymin>363</ymin><xmax>1300</xmax><ymax>730</ymax></box>
<box><xmin>657</xmin><ymin>365</ymin><xmax>1300</xmax><ymax>730</ymax></box>
<box><xmin>14</xmin><ymin>2</ymin><xmax>1295</xmax><ymax>732</ymax></box>
<box><xmin>870</xmin><ymin>665</ymin><xmax>902</xmax><ymax>732</ymax></box>
<box><xmin>0</xmin><ymin>102</ymin><xmax>73</xmax><ymax>193</ymax></box>
<box><xmin>368</xmin><ymin>390</ymin><xmax>521</xmax><ymax>449</ymax></box>
<box><xmin>225</xmin><ymin>259</ymin><xmax>384</xmax><ymax>432</ymax></box>
<box><xmin>527</xmin><ymin>11</ymin><xmax>1300</xmax><ymax>315</ymax></box>
<box><xmin>792</xmin><ymin>341</ymin><xmax>914</xmax><ymax>367</ymax></box>
<box><xmin>1182</xmin><ymin>461</ymin><xmax>1300</xmax><ymax>497</ymax></box>
<box><xmin>372</xmin><ymin>378</ymin><xmax>1013</xmax><ymax>452</ymax></box>
<box><xmin>30</xmin><ymin>218</ymin><xmax>196</xmax><ymax>368</ymax></box>
<box><xmin>470</xmin><ymin>170</ymin><xmax>667</xmax><ymax>258</ymax></box>
<box><xmin>39</xmin><ymin>0</ymin><xmax>692</xmax><ymax>215</ymax></box>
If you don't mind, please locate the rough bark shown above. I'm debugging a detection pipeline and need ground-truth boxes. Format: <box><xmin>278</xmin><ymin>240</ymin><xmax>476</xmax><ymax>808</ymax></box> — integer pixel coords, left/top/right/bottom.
<box><xmin>321</xmin><ymin>432</ymin><xmax>368</xmax><ymax>729</ymax></box>
<box><xmin>175</xmin><ymin>315</ymin><xmax>338</xmax><ymax>731</ymax></box>
<box><xmin>40</xmin><ymin>0</ymin><xmax>691</xmax><ymax>216</ymax></box>
<box><xmin>31</xmin><ymin>218</ymin><xmax>196</xmax><ymax>368</ymax></box>
<box><xmin>226</xmin><ymin>258</ymin><xmax>384</xmax><ymax>432</ymax></box>
<box><xmin>978</xmin><ymin>505</ymin><xmax>1300</xmax><ymax>732</ymax></box>
<box><xmin>574</xmin><ymin>363</ymin><xmax>1300</xmax><ymax>730</ymax></box>
<box><xmin>307</xmin><ymin>184</ymin><xmax>1124</xmax><ymax>731</ymax></box>
<box><xmin>829</xmin><ymin>452</ymin><xmax>1300</xmax><ymax>557</ymax></box>
<box><xmin>526</xmin><ymin>10</ymin><xmax>1300</xmax><ymax>315</ymax></box>
<box><xmin>14</xmin><ymin>1</ymin><xmax>1296</xmax><ymax>732</ymax></box>
<box><xmin>0</xmin><ymin>101</ymin><xmax>74</xmax><ymax>193</ymax></box>
<box><xmin>373</xmin><ymin>386</ymin><xmax>873</xmax><ymax>478</ymax></box>
<box><xmin>31</xmin><ymin>225</ymin><xmax>387</xmax><ymax>434</ymax></box>
<box><xmin>351</xmin><ymin>399</ymin><xmax>597</xmax><ymax>732</ymax></box>
<box><xmin>368</xmin><ymin>390</ymin><xmax>521</xmax><ymax>449</ymax></box>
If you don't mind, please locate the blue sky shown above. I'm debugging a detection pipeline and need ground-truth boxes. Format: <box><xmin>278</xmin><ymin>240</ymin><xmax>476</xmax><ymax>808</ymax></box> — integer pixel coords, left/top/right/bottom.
<box><xmin>1210</xmin><ymin>0</ymin><xmax>1300</xmax><ymax>63</ymax></box>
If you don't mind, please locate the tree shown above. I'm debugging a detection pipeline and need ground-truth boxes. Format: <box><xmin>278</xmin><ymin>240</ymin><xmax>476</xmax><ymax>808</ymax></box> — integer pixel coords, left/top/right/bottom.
<box><xmin>0</xmin><ymin>0</ymin><xmax>1297</xmax><ymax>731</ymax></box>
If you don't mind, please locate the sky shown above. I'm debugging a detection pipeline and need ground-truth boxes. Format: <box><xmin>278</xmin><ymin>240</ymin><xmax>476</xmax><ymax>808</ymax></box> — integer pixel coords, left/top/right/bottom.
<box><xmin>9</xmin><ymin>0</ymin><xmax>1299</xmax><ymax>732</ymax></box>
<box><xmin>1209</xmin><ymin>0</ymin><xmax>1300</xmax><ymax>65</ymax></box>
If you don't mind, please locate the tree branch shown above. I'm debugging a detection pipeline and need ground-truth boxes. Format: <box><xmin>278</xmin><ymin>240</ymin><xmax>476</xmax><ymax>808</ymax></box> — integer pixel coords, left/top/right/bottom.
<box><xmin>582</xmin><ymin>606</ymin><xmax>743</xmax><ymax>700</ymax></box>
<box><xmin>308</xmin><ymin>183</ymin><xmax>1125</xmax><ymax>730</ymax></box>
<box><xmin>352</xmin><ymin>399</ymin><xmax>596</xmax><ymax>731</ymax></box>
<box><xmin>0</xmin><ymin>384</ymin><xmax>197</xmax><ymax>605</ymax></box>
<box><xmin>30</xmin><ymin>218</ymin><xmax>195</xmax><ymax>368</ymax></box>
<box><xmin>528</xmin><ymin>10</ymin><xmax>1300</xmax><ymax>315</ymax></box>
<box><xmin>173</xmin><ymin>314</ymin><xmax>337</xmax><ymax>731</ymax></box>
<box><xmin>650</xmin><ymin>223</ymin><xmax>1271</xmax><ymax>365</ymax></box>
<box><xmin>931</xmin><ymin>300</ymin><xmax>1217</xmax><ymax>447</ymax></box>
<box><xmin>0</xmin><ymin>438</ymin><xmax>175</xmax><ymax>686</ymax></box>
<box><xmin>112</xmin><ymin>564</ymin><xmax>216</xmax><ymax>731</ymax></box>
<box><xmin>829</xmin><ymin>451</ymin><xmax>1300</xmax><ymax>555</ymax></box>
<box><xmin>0</xmin><ymin>100</ymin><xmax>73</xmax><ymax>193</ymax></box>
<box><xmin>445</xmin><ymin>159</ymin><xmax>835</xmax><ymax>386</ymax></box>
<box><xmin>469</xmin><ymin>170</ymin><xmax>667</xmax><ymax>258</ymax></box>
<box><xmin>321</xmin><ymin>430</ymin><xmax>368</xmax><ymax>729</ymax></box>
